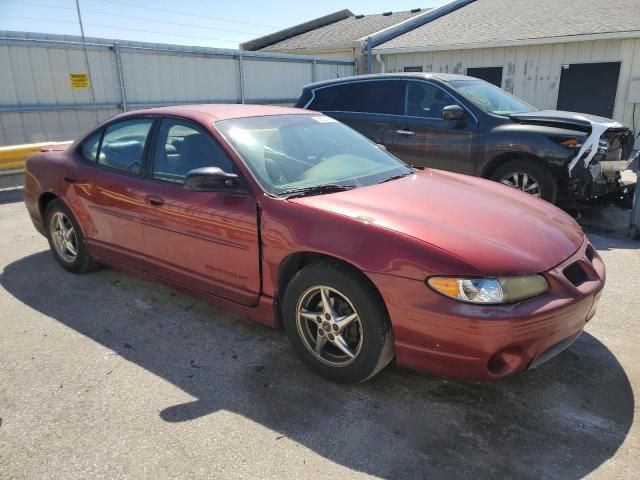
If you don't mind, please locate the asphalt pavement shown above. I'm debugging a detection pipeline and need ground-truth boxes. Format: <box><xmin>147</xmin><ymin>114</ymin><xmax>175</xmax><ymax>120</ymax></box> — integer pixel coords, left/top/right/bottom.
<box><xmin>0</xmin><ymin>194</ymin><xmax>638</xmax><ymax>480</ymax></box>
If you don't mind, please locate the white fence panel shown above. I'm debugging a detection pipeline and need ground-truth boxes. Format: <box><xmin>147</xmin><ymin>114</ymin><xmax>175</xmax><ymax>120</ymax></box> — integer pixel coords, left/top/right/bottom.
<box><xmin>0</xmin><ymin>31</ymin><xmax>356</xmax><ymax>146</ymax></box>
<box><xmin>243</xmin><ymin>59</ymin><xmax>312</xmax><ymax>103</ymax></box>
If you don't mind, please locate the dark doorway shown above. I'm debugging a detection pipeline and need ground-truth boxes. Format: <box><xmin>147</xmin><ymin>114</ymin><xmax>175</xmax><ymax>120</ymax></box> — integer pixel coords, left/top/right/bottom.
<box><xmin>557</xmin><ymin>62</ymin><xmax>621</xmax><ymax>118</ymax></box>
<box><xmin>467</xmin><ymin>66</ymin><xmax>503</xmax><ymax>87</ymax></box>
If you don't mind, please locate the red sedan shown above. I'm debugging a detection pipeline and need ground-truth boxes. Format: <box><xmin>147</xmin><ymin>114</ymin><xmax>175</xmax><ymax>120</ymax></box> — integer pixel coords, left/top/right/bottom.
<box><xmin>24</xmin><ymin>105</ymin><xmax>605</xmax><ymax>383</ymax></box>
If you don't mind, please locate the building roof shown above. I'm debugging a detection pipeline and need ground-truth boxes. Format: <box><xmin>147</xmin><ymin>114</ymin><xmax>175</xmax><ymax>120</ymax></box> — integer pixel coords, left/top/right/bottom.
<box><xmin>374</xmin><ymin>0</ymin><xmax>640</xmax><ymax>52</ymax></box>
<box><xmin>242</xmin><ymin>9</ymin><xmax>427</xmax><ymax>53</ymax></box>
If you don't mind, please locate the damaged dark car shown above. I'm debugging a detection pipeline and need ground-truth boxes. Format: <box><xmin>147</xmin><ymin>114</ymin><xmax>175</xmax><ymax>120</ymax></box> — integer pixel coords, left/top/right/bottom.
<box><xmin>296</xmin><ymin>73</ymin><xmax>637</xmax><ymax>204</ymax></box>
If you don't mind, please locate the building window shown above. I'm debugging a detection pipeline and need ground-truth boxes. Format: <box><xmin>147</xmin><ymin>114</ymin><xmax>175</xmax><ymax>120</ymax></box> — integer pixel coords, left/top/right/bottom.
<box><xmin>404</xmin><ymin>66</ymin><xmax>423</xmax><ymax>73</ymax></box>
<box><xmin>466</xmin><ymin>66</ymin><xmax>503</xmax><ymax>87</ymax></box>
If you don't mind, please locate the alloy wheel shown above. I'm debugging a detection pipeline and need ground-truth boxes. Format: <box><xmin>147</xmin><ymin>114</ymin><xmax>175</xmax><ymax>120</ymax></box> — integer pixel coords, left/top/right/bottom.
<box><xmin>50</xmin><ymin>211</ymin><xmax>78</xmax><ymax>263</ymax></box>
<box><xmin>296</xmin><ymin>285</ymin><xmax>364</xmax><ymax>367</ymax></box>
<box><xmin>500</xmin><ymin>172</ymin><xmax>541</xmax><ymax>197</ymax></box>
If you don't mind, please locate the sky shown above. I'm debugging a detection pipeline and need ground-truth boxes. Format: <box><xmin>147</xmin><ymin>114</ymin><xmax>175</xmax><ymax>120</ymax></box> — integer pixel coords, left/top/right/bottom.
<box><xmin>0</xmin><ymin>0</ymin><xmax>450</xmax><ymax>49</ymax></box>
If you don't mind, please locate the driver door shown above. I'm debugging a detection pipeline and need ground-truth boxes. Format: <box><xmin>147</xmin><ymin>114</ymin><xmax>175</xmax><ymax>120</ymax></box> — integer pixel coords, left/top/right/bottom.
<box><xmin>390</xmin><ymin>81</ymin><xmax>478</xmax><ymax>174</ymax></box>
<box><xmin>140</xmin><ymin>117</ymin><xmax>260</xmax><ymax>306</ymax></box>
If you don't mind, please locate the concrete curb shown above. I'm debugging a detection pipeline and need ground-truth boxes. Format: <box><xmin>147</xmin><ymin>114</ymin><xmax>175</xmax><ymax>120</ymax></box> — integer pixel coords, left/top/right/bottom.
<box><xmin>0</xmin><ymin>169</ymin><xmax>24</xmax><ymax>190</ymax></box>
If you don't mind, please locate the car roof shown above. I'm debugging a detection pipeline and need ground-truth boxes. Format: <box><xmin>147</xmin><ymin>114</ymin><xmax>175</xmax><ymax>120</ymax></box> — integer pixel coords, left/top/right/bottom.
<box><xmin>115</xmin><ymin>104</ymin><xmax>309</xmax><ymax>122</ymax></box>
<box><xmin>304</xmin><ymin>72</ymin><xmax>475</xmax><ymax>90</ymax></box>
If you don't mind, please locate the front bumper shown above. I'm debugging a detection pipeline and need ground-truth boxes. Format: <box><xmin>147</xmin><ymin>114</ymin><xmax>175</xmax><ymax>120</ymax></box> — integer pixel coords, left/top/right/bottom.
<box><xmin>368</xmin><ymin>238</ymin><xmax>605</xmax><ymax>380</ymax></box>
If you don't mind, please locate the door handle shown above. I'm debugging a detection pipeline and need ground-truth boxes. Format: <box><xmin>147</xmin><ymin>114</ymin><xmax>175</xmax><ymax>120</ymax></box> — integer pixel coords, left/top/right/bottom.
<box><xmin>396</xmin><ymin>129</ymin><xmax>415</xmax><ymax>136</ymax></box>
<box><xmin>63</xmin><ymin>174</ymin><xmax>77</xmax><ymax>183</ymax></box>
<box><xmin>146</xmin><ymin>195</ymin><xmax>164</xmax><ymax>207</ymax></box>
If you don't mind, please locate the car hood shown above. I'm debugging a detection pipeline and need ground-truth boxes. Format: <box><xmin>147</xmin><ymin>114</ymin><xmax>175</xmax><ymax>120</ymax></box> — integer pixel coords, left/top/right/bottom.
<box><xmin>509</xmin><ymin>110</ymin><xmax>626</xmax><ymax>132</ymax></box>
<box><xmin>289</xmin><ymin>170</ymin><xmax>584</xmax><ymax>276</ymax></box>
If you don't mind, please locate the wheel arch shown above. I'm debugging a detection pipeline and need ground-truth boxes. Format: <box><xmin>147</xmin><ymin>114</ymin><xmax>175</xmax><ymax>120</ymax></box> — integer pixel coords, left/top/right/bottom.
<box><xmin>273</xmin><ymin>251</ymin><xmax>389</xmax><ymax>329</ymax></box>
<box><xmin>481</xmin><ymin>151</ymin><xmax>550</xmax><ymax>180</ymax></box>
<box><xmin>38</xmin><ymin>193</ymin><xmax>88</xmax><ymax>238</ymax></box>
<box><xmin>38</xmin><ymin>192</ymin><xmax>60</xmax><ymax>223</ymax></box>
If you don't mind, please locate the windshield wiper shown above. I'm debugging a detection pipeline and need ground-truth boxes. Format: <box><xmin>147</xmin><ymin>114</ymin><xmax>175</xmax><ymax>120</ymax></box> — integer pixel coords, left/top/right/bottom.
<box><xmin>280</xmin><ymin>184</ymin><xmax>357</xmax><ymax>199</ymax></box>
<box><xmin>379</xmin><ymin>172</ymin><xmax>414</xmax><ymax>184</ymax></box>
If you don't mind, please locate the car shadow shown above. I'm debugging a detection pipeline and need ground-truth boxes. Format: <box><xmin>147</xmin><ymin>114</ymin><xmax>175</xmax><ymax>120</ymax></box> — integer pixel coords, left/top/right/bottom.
<box><xmin>1</xmin><ymin>251</ymin><xmax>634</xmax><ymax>479</ymax></box>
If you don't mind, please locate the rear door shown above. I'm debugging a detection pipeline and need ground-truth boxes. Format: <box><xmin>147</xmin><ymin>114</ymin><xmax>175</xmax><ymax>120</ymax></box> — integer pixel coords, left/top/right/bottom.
<box><xmin>68</xmin><ymin>117</ymin><xmax>154</xmax><ymax>268</ymax></box>
<box><xmin>140</xmin><ymin>117</ymin><xmax>260</xmax><ymax>306</ymax></box>
<box><xmin>307</xmin><ymin>80</ymin><xmax>406</xmax><ymax>147</ymax></box>
<box><xmin>391</xmin><ymin>81</ymin><xmax>479</xmax><ymax>174</ymax></box>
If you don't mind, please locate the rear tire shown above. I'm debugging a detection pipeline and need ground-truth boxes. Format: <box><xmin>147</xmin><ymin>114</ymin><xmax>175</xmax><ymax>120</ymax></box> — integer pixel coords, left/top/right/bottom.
<box><xmin>45</xmin><ymin>199</ymin><xmax>99</xmax><ymax>274</ymax></box>
<box><xmin>490</xmin><ymin>159</ymin><xmax>557</xmax><ymax>203</ymax></box>
<box><xmin>283</xmin><ymin>261</ymin><xmax>394</xmax><ymax>383</ymax></box>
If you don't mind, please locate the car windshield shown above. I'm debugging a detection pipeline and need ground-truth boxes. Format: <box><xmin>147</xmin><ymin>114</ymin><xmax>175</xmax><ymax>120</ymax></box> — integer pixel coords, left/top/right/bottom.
<box><xmin>449</xmin><ymin>79</ymin><xmax>537</xmax><ymax>115</ymax></box>
<box><xmin>215</xmin><ymin>114</ymin><xmax>412</xmax><ymax>196</ymax></box>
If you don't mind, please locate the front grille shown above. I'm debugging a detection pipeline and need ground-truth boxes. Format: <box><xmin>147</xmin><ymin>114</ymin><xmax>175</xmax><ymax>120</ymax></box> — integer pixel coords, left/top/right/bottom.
<box><xmin>564</xmin><ymin>262</ymin><xmax>588</xmax><ymax>287</ymax></box>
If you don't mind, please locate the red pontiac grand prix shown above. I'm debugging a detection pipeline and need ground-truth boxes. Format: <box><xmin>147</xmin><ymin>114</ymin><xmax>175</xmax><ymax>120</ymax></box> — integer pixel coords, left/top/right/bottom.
<box><xmin>24</xmin><ymin>105</ymin><xmax>605</xmax><ymax>383</ymax></box>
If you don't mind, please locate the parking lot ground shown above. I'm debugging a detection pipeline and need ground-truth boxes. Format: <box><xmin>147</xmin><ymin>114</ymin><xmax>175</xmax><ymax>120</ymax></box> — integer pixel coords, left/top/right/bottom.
<box><xmin>0</xmin><ymin>195</ymin><xmax>639</xmax><ymax>480</ymax></box>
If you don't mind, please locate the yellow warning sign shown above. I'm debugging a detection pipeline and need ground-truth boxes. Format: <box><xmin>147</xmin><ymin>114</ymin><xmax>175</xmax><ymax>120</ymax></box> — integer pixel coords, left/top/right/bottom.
<box><xmin>69</xmin><ymin>73</ymin><xmax>90</xmax><ymax>89</ymax></box>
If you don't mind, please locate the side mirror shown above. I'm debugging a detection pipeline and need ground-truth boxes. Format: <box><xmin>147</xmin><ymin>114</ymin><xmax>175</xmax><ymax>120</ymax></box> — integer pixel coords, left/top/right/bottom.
<box><xmin>442</xmin><ymin>104</ymin><xmax>466</xmax><ymax>122</ymax></box>
<box><xmin>184</xmin><ymin>167</ymin><xmax>239</xmax><ymax>192</ymax></box>
<box><xmin>376</xmin><ymin>143</ymin><xmax>387</xmax><ymax>151</ymax></box>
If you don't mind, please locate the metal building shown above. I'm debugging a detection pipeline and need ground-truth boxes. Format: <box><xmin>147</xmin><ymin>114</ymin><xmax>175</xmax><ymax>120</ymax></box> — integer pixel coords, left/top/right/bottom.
<box><xmin>0</xmin><ymin>31</ymin><xmax>355</xmax><ymax>146</ymax></box>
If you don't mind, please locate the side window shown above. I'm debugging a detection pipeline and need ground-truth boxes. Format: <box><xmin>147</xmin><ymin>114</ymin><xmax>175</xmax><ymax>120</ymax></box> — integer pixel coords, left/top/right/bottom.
<box><xmin>308</xmin><ymin>81</ymin><xmax>405</xmax><ymax>115</ymax></box>
<box><xmin>152</xmin><ymin>118</ymin><xmax>234</xmax><ymax>184</ymax></box>
<box><xmin>80</xmin><ymin>130</ymin><xmax>102</xmax><ymax>162</ymax></box>
<box><xmin>308</xmin><ymin>84</ymin><xmax>352</xmax><ymax>111</ymax></box>
<box><xmin>99</xmin><ymin>118</ymin><xmax>154</xmax><ymax>174</ymax></box>
<box><xmin>405</xmin><ymin>82</ymin><xmax>457</xmax><ymax>118</ymax></box>
<box><xmin>348</xmin><ymin>80</ymin><xmax>405</xmax><ymax>115</ymax></box>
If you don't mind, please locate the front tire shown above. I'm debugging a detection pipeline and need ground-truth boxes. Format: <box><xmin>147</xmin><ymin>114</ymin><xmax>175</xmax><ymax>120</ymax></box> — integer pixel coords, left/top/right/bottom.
<box><xmin>490</xmin><ymin>159</ymin><xmax>557</xmax><ymax>203</ymax></box>
<box><xmin>45</xmin><ymin>199</ymin><xmax>98</xmax><ymax>274</ymax></box>
<box><xmin>283</xmin><ymin>261</ymin><xmax>394</xmax><ymax>383</ymax></box>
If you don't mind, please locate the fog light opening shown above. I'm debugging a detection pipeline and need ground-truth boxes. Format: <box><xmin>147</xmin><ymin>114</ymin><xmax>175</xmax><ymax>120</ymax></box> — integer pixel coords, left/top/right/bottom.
<box><xmin>487</xmin><ymin>347</ymin><xmax>524</xmax><ymax>377</ymax></box>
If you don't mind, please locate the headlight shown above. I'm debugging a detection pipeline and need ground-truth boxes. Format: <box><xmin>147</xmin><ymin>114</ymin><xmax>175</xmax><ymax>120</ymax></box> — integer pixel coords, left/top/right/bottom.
<box><xmin>427</xmin><ymin>275</ymin><xmax>548</xmax><ymax>304</ymax></box>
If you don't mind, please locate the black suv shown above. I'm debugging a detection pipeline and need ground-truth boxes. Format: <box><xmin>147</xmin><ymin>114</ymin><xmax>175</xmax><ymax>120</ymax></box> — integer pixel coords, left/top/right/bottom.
<box><xmin>295</xmin><ymin>73</ymin><xmax>636</xmax><ymax>203</ymax></box>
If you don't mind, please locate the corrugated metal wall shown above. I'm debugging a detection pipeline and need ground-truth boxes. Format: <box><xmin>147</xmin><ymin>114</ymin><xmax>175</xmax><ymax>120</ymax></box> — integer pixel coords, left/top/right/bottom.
<box><xmin>380</xmin><ymin>38</ymin><xmax>640</xmax><ymax>143</ymax></box>
<box><xmin>0</xmin><ymin>31</ymin><xmax>355</xmax><ymax>146</ymax></box>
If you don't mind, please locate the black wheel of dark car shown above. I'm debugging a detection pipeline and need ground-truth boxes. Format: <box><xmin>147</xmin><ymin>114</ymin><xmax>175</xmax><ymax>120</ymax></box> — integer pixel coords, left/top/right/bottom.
<box><xmin>490</xmin><ymin>159</ymin><xmax>557</xmax><ymax>203</ymax></box>
<box><xmin>45</xmin><ymin>199</ymin><xmax>99</xmax><ymax>274</ymax></box>
<box><xmin>282</xmin><ymin>261</ymin><xmax>394</xmax><ymax>383</ymax></box>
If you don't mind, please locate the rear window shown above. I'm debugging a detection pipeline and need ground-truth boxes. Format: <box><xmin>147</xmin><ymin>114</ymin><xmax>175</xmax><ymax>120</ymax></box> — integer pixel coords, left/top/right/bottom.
<box><xmin>309</xmin><ymin>80</ymin><xmax>404</xmax><ymax>116</ymax></box>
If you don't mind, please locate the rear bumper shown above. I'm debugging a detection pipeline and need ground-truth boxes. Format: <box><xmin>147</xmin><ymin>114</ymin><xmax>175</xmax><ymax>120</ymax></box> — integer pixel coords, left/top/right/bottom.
<box><xmin>23</xmin><ymin>170</ymin><xmax>47</xmax><ymax>236</ymax></box>
<box><xmin>368</xmin><ymin>239</ymin><xmax>605</xmax><ymax>380</ymax></box>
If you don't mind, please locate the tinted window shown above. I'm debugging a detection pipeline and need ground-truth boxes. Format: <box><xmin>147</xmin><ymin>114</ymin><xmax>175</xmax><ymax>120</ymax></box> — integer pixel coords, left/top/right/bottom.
<box><xmin>405</xmin><ymin>82</ymin><xmax>457</xmax><ymax>118</ymax></box>
<box><xmin>310</xmin><ymin>80</ymin><xmax>404</xmax><ymax>115</ymax></box>
<box><xmin>98</xmin><ymin>118</ymin><xmax>154</xmax><ymax>174</ymax></box>
<box><xmin>80</xmin><ymin>130</ymin><xmax>102</xmax><ymax>162</ymax></box>
<box><xmin>152</xmin><ymin>118</ymin><xmax>234</xmax><ymax>184</ymax></box>
<box><xmin>308</xmin><ymin>84</ymin><xmax>352</xmax><ymax>111</ymax></box>
<box><xmin>347</xmin><ymin>81</ymin><xmax>404</xmax><ymax>115</ymax></box>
